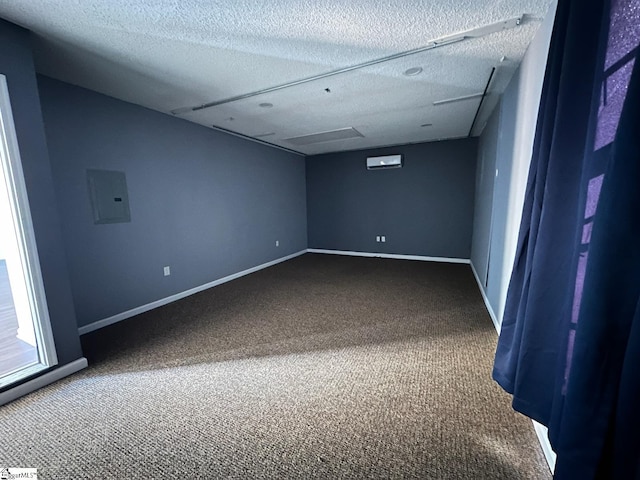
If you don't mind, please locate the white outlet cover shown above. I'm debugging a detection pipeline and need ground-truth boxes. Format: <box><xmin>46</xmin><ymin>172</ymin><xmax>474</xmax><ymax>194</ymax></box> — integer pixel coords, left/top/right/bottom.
<box><xmin>376</xmin><ymin>236</ymin><xmax>380</xmax><ymax>242</ymax></box>
<box><xmin>163</xmin><ymin>266</ymin><xmax>171</xmax><ymax>276</ymax></box>
<box><xmin>381</xmin><ymin>236</ymin><xmax>386</xmax><ymax>242</ymax></box>
<box><xmin>276</xmin><ymin>240</ymin><xmax>279</xmax><ymax>246</ymax></box>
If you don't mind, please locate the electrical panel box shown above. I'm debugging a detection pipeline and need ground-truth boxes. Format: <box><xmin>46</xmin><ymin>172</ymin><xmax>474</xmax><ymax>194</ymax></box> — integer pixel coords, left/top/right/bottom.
<box><xmin>87</xmin><ymin>169</ymin><xmax>131</xmax><ymax>224</ymax></box>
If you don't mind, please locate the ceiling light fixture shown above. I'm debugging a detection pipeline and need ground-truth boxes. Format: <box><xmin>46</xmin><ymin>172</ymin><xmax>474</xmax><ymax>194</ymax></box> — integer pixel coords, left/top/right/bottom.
<box><xmin>421</xmin><ymin>123</ymin><xmax>433</xmax><ymax>127</ymax></box>
<box><xmin>259</xmin><ymin>102</ymin><xmax>273</xmax><ymax>108</ymax></box>
<box><xmin>433</xmin><ymin>92</ymin><xmax>484</xmax><ymax>105</ymax></box>
<box><xmin>404</xmin><ymin>67</ymin><xmax>423</xmax><ymax>76</ymax></box>
<box><xmin>284</xmin><ymin>127</ymin><xmax>364</xmax><ymax>146</ymax></box>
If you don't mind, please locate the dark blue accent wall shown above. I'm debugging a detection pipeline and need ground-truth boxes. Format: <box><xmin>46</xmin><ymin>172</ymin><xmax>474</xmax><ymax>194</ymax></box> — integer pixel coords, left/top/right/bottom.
<box><xmin>306</xmin><ymin>139</ymin><xmax>478</xmax><ymax>258</ymax></box>
<box><xmin>38</xmin><ymin>77</ymin><xmax>307</xmax><ymax>328</ymax></box>
<box><xmin>0</xmin><ymin>20</ymin><xmax>82</xmax><ymax>368</ymax></box>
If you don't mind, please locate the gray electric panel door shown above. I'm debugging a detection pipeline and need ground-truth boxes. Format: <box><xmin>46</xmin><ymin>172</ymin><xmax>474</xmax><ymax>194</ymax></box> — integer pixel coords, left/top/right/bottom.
<box><xmin>87</xmin><ymin>169</ymin><xmax>131</xmax><ymax>224</ymax></box>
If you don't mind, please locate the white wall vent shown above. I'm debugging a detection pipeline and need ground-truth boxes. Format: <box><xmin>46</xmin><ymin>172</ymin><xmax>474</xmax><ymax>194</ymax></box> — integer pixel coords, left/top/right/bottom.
<box><xmin>366</xmin><ymin>154</ymin><xmax>403</xmax><ymax>170</ymax></box>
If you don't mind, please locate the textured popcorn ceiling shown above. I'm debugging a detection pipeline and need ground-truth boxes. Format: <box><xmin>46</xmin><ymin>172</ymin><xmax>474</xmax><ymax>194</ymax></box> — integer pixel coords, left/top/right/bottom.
<box><xmin>0</xmin><ymin>0</ymin><xmax>555</xmax><ymax>154</ymax></box>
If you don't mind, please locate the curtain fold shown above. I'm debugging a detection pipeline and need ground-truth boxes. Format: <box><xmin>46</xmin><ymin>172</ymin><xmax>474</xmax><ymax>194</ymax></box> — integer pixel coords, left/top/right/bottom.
<box><xmin>492</xmin><ymin>0</ymin><xmax>604</xmax><ymax>421</ymax></box>
<box><xmin>492</xmin><ymin>0</ymin><xmax>640</xmax><ymax>476</ymax></box>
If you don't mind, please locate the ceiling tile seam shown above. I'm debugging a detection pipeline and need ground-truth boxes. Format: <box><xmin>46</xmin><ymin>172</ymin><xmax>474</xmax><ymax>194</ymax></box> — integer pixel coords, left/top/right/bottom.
<box><xmin>306</xmin><ymin>134</ymin><xmax>476</xmax><ymax>157</ymax></box>
<box><xmin>468</xmin><ymin>67</ymin><xmax>496</xmax><ymax>137</ymax></box>
<box><xmin>208</xmin><ymin>124</ymin><xmax>305</xmax><ymax>156</ymax></box>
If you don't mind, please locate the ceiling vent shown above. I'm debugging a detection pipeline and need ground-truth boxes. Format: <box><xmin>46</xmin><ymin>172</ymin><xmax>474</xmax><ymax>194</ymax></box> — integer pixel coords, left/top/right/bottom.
<box><xmin>284</xmin><ymin>127</ymin><xmax>364</xmax><ymax>146</ymax></box>
<box><xmin>366</xmin><ymin>154</ymin><xmax>403</xmax><ymax>170</ymax></box>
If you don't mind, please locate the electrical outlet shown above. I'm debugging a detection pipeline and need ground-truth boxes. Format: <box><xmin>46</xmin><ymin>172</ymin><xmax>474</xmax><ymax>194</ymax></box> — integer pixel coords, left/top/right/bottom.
<box><xmin>276</xmin><ymin>240</ymin><xmax>279</xmax><ymax>247</ymax></box>
<box><xmin>376</xmin><ymin>236</ymin><xmax>381</xmax><ymax>242</ymax></box>
<box><xmin>163</xmin><ymin>266</ymin><xmax>171</xmax><ymax>276</ymax></box>
<box><xmin>381</xmin><ymin>236</ymin><xmax>386</xmax><ymax>243</ymax></box>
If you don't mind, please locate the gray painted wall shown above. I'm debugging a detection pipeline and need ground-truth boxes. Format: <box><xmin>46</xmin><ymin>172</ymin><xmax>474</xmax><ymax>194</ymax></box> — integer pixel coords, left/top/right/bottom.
<box><xmin>306</xmin><ymin>139</ymin><xmax>478</xmax><ymax>258</ymax></box>
<box><xmin>38</xmin><ymin>77</ymin><xmax>307</xmax><ymax>328</ymax></box>
<box><xmin>471</xmin><ymin>3</ymin><xmax>557</xmax><ymax>325</ymax></box>
<box><xmin>0</xmin><ymin>20</ymin><xmax>82</xmax><ymax>369</ymax></box>
<box><xmin>471</xmin><ymin>100</ymin><xmax>500</xmax><ymax>291</ymax></box>
<box><xmin>485</xmin><ymin>71</ymin><xmax>522</xmax><ymax>316</ymax></box>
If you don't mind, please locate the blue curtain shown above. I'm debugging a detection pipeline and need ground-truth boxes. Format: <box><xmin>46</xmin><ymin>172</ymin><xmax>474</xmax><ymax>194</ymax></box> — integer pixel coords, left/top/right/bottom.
<box><xmin>492</xmin><ymin>0</ymin><xmax>640</xmax><ymax>477</ymax></box>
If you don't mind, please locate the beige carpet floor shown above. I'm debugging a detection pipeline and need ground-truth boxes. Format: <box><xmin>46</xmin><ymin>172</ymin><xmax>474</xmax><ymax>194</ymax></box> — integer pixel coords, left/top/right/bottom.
<box><xmin>0</xmin><ymin>253</ymin><xmax>551</xmax><ymax>479</ymax></box>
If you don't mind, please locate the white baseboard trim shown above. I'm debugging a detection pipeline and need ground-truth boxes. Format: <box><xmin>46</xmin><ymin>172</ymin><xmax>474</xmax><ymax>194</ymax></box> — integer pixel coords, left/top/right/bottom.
<box><xmin>0</xmin><ymin>357</ymin><xmax>88</xmax><ymax>407</ymax></box>
<box><xmin>470</xmin><ymin>261</ymin><xmax>500</xmax><ymax>333</ymax></box>
<box><xmin>307</xmin><ymin>249</ymin><xmax>471</xmax><ymax>264</ymax></box>
<box><xmin>533</xmin><ymin>420</ymin><xmax>557</xmax><ymax>473</ymax></box>
<box><xmin>78</xmin><ymin>250</ymin><xmax>307</xmax><ymax>335</ymax></box>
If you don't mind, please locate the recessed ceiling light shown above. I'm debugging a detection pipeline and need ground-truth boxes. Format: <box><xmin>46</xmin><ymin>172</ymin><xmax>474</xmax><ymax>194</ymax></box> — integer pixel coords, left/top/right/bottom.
<box><xmin>404</xmin><ymin>67</ymin><xmax>423</xmax><ymax>76</ymax></box>
<box><xmin>421</xmin><ymin>123</ymin><xmax>433</xmax><ymax>127</ymax></box>
<box><xmin>259</xmin><ymin>102</ymin><xmax>273</xmax><ymax>108</ymax></box>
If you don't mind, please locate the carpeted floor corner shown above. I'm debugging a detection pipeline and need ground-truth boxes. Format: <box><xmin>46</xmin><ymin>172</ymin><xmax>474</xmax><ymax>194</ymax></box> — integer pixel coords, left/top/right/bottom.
<box><xmin>0</xmin><ymin>253</ymin><xmax>551</xmax><ymax>479</ymax></box>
